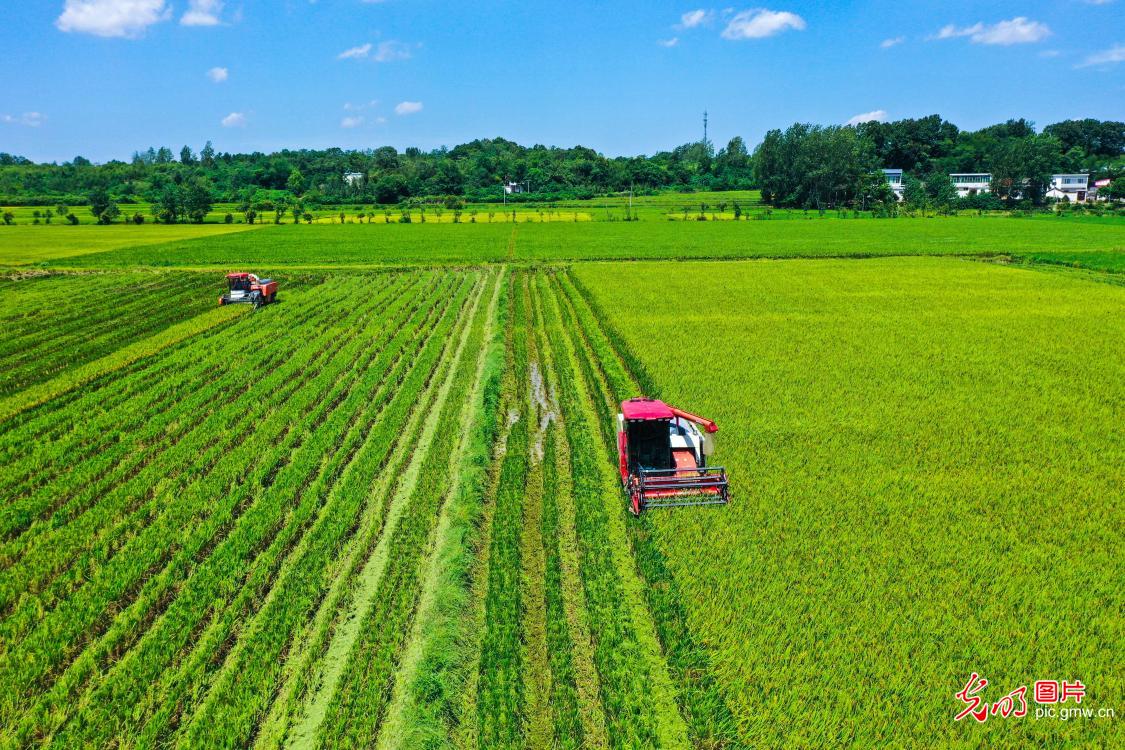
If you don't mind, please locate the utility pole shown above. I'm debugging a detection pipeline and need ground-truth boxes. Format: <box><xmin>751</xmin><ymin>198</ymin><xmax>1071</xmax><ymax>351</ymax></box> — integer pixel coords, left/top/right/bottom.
<box><xmin>703</xmin><ymin>110</ymin><xmax>708</xmax><ymax>145</ymax></box>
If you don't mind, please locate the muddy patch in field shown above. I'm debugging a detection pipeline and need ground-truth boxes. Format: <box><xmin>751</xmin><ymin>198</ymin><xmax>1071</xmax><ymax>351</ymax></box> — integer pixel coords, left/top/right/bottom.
<box><xmin>529</xmin><ymin>361</ymin><xmax>558</xmax><ymax>461</ymax></box>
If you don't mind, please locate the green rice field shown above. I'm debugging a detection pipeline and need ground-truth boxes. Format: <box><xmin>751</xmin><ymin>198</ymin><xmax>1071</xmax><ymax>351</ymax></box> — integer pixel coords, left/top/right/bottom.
<box><xmin>0</xmin><ymin>215</ymin><xmax>1121</xmax><ymax>748</ymax></box>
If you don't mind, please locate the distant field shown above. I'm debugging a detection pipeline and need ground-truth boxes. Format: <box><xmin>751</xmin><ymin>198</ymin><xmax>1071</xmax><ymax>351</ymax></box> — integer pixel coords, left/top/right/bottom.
<box><xmin>0</xmin><ymin>224</ymin><xmax>260</xmax><ymax>265</ymax></box>
<box><xmin>26</xmin><ymin>214</ymin><xmax>1125</xmax><ymax>269</ymax></box>
<box><xmin>574</xmin><ymin>257</ymin><xmax>1125</xmax><ymax>747</ymax></box>
<box><xmin>1</xmin><ymin>191</ymin><xmax>761</xmax><ymax>226</ymax></box>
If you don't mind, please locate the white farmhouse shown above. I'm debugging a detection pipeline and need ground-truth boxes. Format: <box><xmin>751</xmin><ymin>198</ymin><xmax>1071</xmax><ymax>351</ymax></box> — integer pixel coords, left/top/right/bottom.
<box><xmin>343</xmin><ymin>171</ymin><xmax>365</xmax><ymax>188</ymax></box>
<box><xmin>950</xmin><ymin>173</ymin><xmax>991</xmax><ymax>198</ymax></box>
<box><xmin>882</xmin><ymin>169</ymin><xmax>904</xmax><ymax>200</ymax></box>
<box><xmin>503</xmin><ymin>181</ymin><xmax>524</xmax><ymax>194</ymax></box>
<box><xmin>1045</xmin><ymin>174</ymin><xmax>1089</xmax><ymax>203</ymax></box>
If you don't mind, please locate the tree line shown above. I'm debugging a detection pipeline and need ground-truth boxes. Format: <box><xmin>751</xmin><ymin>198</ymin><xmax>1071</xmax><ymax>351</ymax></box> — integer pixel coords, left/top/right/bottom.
<box><xmin>0</xmin><ymin>116</ymin><xmax>1121</xmax><ymax>219</ymax></box>
<box><xmin>755</xmin><ymin>116</ymin><xmax>1124</xmax><ymax>210</ymax></box>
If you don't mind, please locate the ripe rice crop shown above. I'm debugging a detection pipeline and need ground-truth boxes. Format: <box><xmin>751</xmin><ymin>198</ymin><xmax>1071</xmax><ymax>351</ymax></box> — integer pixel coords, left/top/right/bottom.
<box><xmin>572</xmin><ymin>256</ymin><xmax>1125</xmax><ymax>747</ymax></box>
<box><xmin>0</xmin><ymin>223</ymin><xmax>259</xmax><ymax>265</ymax></box>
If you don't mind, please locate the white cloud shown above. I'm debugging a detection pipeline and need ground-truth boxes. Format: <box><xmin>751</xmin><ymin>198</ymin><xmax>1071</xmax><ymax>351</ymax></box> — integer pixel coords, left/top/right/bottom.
<box><xmin>846</xmin><ymin>109</ymin><xmax>887</xmax><ymax>126</ymax></box>
<box><xmin>344</xmin><ymin>99</ymin><xmax>379</xmax><ymax>111</ymax></box>
<box><xmin>658</xmin><ymin>37</ymin><xmax>680</xmax><ymax>47</ymax></box>
<box><xmin>934</xmin><ymin>22</ymin><xmax>981</xmax><ymax>40</ymax></box>
<box><xmin>375</xmin><ymin>116</ymin><xmax>388</xmax><ymax>124</ymax></box>
<box><xmin>1039</xmin><ymin>49</ymin><xmax>1060</xmax><ymax>58</ymax></box>
<box><xmin>934</xmin><ymin>17</ymin><xmax>1050</xmax><ymax>46</ymax></box>
<box><xmin>722</xmin><ymin>9</ymin><xmax>806</xmax><ymax>40</ymax></box>
<box><xmin>338</xmin><ymin>42</ymin><xmax>373</xmax><ymax>60</ymax></box>
<box><xmin>336</xmin><ymin>40</ymin><xmax>411</xmax><ymax>62</ymax></box>
<box><xmin>56</xmin><ymin>0</ymin><xmax>171</xmax><ymax>38</ymax></box>
<box><xmin>1</xmin><ymin>112</ymin><xmax>46</xmax><ymax>127</ymax></box>
<box><xmin>207</xmin><ymin>66</ymin><xmax>229</xmax><ymax>82</ymax></box>
<box><xmin>221</xmin><ymin>112</ymin><xmax>246</xmax><ymax>127</ymax></box>
<box><xmin>1076</xmin><ymin>43</ymin><xmax>1125</xmax><ymax>67</ymax></box>
<box><xmin>181</xmin><ymin>0</ymin><xmax>223</xmax><ymax>26</ymax></box>
<box><xmin>394</xmin><ymin>101</ymin><xmax>423</xmax><ymax>116</ymax></box>
<box><xmin>679</xmin><ymin>9</ymin><xmax>713</xmax><ymax>29</ymax></box>
<box><xmin>341</xmin><ymin>116</ymin><xmax>364</xmax><ymax>128</ymax></box>
<box><xmin>880</xmin><ymin>36</ymin><xmax>904</xmax><ymax>49</ymax></box>
<box><xmin>372</xmin><ymin>40</ymin><xmax>412</xmax><ymax>62</ymax></box>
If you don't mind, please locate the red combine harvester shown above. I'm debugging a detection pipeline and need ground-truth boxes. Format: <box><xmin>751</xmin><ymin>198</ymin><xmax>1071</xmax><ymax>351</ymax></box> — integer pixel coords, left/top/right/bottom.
<box><xmin>219</xmin><ymin>273</ymin><xmax>277</xmax><ymax>308</ymax></box>
<box><xmin>617</xmin><ymin>397</ymin><xmax>730</xmax><ymax>515</ymax></box>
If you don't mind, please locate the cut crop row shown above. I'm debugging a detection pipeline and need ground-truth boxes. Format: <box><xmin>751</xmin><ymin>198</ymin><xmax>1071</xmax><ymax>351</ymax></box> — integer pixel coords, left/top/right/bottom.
<box><xmin>526</xmin><ymin>278</ymin><xmax>587</xmax><ymax>749</ymax></box>
<box><xmin>32</xmin><ymin>274</ymin><xmax>464</xmax><ymax>748</ymax></box>
<box><xmin>554</xmin><ymin>270</ymin><xmax>745</xmax><ymax>748</ymax></box>
<box><xmin>0</xmin><ymin>276</ymin><xmax>388</xmax><ymax>563</ymax></box>
<box><xmin>0</xmin><ymin>277</ymin><xmax>412</xmax><ymax>640</ymax></box>
<box><xmin>534</xmin><ymin>271</ymin><xmax>691</xmax><ymax>748</ymax></box>
<box><xmin>0</xmin><ymin>271</ymin><xmax>217</xmax><ymax>397</ymax></box>
<box><xmin>173</xmin><ymin>273</ymin><xmax>485</xmax><ymax>749</ymax></box>
<box><xmin>0</xmin><ymin>274</ymin><xmax>452</xmax><ymax>744</ymax></box>
<box><xmin>313</xmin><ymin>271</ymin><xmax>496</xmax><ymax>749</ymax></box>
<box><xmin>0</xmin><ymin>276</ymin><xmax>332</xmax><ymax>502</ymax></box>
<box><xmin>474</xmin><ymin>273</ymin><xmax>532</xmax><ymax>749</ymax></box>
<box><xmin>247</xmin><ymin>274</ymin><xmax>487</xmax><ymax>750</ymax></box>
<box><xmin>362</xmin><ymin>270</ymin><xmax>507</xmax><ymax>750</ymax></box>
<box><xmin>0</xmin><ymin>277</ymin><xmax>396</xmax><ymax>728</ymax></box>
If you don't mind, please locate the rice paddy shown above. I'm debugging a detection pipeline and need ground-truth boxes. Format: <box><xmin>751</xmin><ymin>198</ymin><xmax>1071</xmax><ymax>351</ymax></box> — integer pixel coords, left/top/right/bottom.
<box><xmin>0</xmin><ymin>214</ymin><xmax>1121</xmax><ymax>747</ymax></box>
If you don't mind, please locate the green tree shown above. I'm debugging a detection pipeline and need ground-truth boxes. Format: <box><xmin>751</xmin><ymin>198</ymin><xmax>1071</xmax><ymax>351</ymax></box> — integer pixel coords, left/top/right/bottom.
<box><xmin>1100</xmin><ymin>180</ymin><xmax>1125</xmax><ymax>201</ymax></box>
<box><xmin>929</xmin><ymin>175</ymin><xmax>958</xmax><ymax>214</ymax></box>
<box><xmin>183</xmin><ymin>178</ymin><xmax>214</xmax><ymax>223</ymax></box>
<box><xmin>274</xmin><ymin>194</ymin><xmax>291</xmax><ymax>224</ymax></box>
<box><xmin>200</xmin><ymin>140</ymin><xmax>216</xmax><ymax>166</ymax></box>
<box><xmin>98</xmin><ymin>202</ymin><xmax>121</xmax><ymax>224</ymax></box>
<box><xmin>1043</xmin><ymin>119</ymin><xmax>1125</xmax><ymax>158</ymax></box>
<box><xmin>154</xmin><ymin>185</ymin><xmax>183</xmax><ymax>224</ymax></box>
<box><xmin>180</xmin><ymin>145</ymin><xmax>195</xmax><ymax>165</ymax></box>
<box><xmin>88</xmin><ymin>187</ymin><xmax>113</xmax><ymax>221</ymax></box>
<box><xmin>1</xmin><ymin>211</ymin><xmax>13</xmax><ymax>225</ymax></box>
<box><xmin>287</xmin><ymin>168</ymin><xmax>305</xmax><ymax>195</ymax></box>
<box><xmin>902</xmin><ymin>174</ymin><xmax>929</xmax><ymax>213</ymax></box>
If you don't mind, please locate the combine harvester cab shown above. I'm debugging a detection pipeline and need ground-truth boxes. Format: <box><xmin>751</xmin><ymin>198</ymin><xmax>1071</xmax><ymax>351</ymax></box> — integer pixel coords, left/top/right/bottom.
<box><xmin>617</xmin><ymin>397</ymin><xmax>730</xmax><ymax>515</ymax></box>
<box><xmin>219</xmin><ymin>272</ymin><xmax>278</xmax><ymax>309</ymax></box>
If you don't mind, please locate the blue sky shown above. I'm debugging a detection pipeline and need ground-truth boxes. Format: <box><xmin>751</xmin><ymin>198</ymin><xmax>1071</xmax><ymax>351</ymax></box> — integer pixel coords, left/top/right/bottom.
<box><xmin>2</xmin><ymin>1</ymin><xmax>1123</xmax><ymax>163</ymax></box>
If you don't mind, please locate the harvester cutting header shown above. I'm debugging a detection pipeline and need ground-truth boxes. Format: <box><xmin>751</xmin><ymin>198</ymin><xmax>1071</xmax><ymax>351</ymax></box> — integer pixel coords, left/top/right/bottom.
<box><xmin>219</xmin><ymin>273</ymin><xmax>277</xmax><ymax>308</ymax></box>
<box><xmin>617</xmin><ymin>398</ymin><xmax>730</xmax><ymax>515</ymax></box>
